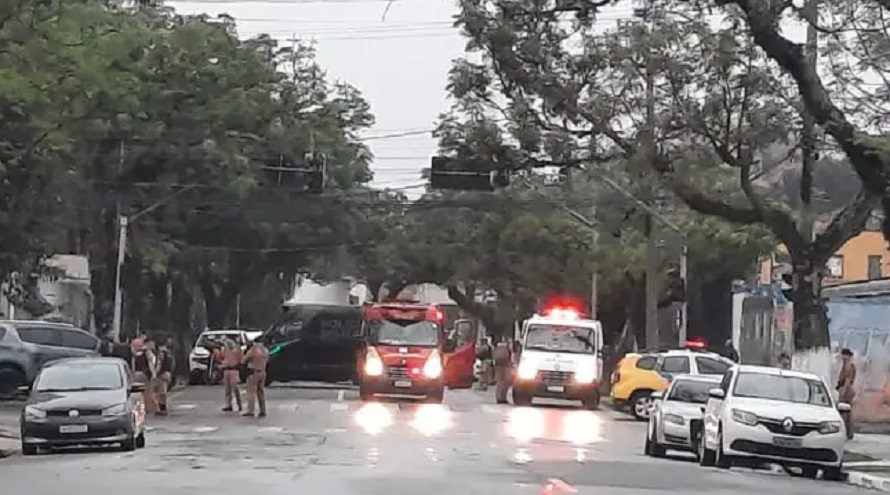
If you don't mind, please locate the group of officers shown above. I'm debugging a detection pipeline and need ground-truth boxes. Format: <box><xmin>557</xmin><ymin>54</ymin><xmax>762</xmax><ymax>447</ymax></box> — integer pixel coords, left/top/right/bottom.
<box><xmin>208</xmin><ymin>339</ymin><xmax>270</xmax><ymax>417</ymax></box>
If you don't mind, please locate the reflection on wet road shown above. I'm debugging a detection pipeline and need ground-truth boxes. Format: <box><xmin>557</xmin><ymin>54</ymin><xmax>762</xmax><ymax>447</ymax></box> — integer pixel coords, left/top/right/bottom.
<box><xmin>0</xmin><ymin>386</ymin><xmax>869</xmax><ymax>495</ymax></box>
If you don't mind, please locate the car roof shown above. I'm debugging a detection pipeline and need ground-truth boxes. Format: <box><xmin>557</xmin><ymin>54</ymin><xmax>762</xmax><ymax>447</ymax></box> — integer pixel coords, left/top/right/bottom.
<box><xmin>45</xmin><ymin>356</ymin><xmax>126</xmax><ymax>368</ymax></box>
<box><xmin>0</xmin><ymin>320</ymin><xmax>77</xmax><ymax>328</ymax></box>
<box><xmin>736</xmin><ymin>364</ymin><xmax>821</xmax><ymax>381</ymax></box>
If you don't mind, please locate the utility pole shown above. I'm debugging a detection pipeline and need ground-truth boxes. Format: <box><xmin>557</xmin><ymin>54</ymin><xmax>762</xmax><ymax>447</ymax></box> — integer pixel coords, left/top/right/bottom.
<box><xmin>641</xmin><ymin>2</ymin><xmax>660</xmax><ymax>349</ymax></box>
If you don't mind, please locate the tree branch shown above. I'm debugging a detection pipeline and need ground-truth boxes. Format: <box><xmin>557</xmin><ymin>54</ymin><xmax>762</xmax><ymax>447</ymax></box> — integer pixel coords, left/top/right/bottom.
<box><xmin>811</xmin><ymin>190</ymin><xmax>878</xmax><ymax>263</ymax></box>
<box><xmin>722</xmin><ymin>0</ymin><xmax>890</xmax><ymax>196</ymax></box>
<box><xmin>739</xmin><ymin>162</ymin><xmax>805</xmax><ymax>256</ymax></box>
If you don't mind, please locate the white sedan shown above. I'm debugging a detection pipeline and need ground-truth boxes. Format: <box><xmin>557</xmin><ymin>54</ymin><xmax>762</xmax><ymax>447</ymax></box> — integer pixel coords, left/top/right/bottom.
<box><xmin>700</xmin><ymin>365</ymin><xmax>848</xmax><ymax>480</ymax></box>
<box><xmin>646</xmin><ymin>374</ymin><xmax>720</xmax><ymax>458</ymax></box>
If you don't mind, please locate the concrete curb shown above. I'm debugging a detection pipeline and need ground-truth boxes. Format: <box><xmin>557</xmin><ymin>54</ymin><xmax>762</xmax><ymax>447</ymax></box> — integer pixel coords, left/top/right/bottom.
<box><xmin>847</xmin><ymin>471</ymin><xmax>890</xmax><ymax>491</ymax></box>
<box><xmin>0</xmin><ymin>437</ymin><xmax>19</xmax><ymax>459</ymax></box>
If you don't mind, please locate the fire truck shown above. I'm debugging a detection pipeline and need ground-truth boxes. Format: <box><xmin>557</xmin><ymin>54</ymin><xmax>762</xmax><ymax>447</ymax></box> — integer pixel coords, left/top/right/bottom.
<box><xmin>357</xmin><ymin>300</ymin><xmax>475</xmax><ymax>403</ymax></box>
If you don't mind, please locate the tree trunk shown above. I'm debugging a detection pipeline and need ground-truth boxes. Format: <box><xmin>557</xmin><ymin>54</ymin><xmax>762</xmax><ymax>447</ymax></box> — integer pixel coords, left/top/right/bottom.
<box><xmin>445</xmin><ymin>285</ymin><xmax>500</xmax><ymax>337</ymax></box>
<box><xmin>790</xmin><ymin>257</ymin><xmax>829</xmax><ymax>350</ymax></box>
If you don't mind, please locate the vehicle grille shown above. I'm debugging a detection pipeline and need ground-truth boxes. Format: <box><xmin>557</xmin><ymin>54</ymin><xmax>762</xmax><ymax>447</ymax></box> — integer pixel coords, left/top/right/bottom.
<box><xmin>47</xmin><ymin>409</ymin><xmax>102</xmax><ymax>417</ymax></box>
<box><xmin>538</xmin><ymin>370</ymin><xmax>573</xmax><ymax>385</ymax></box>
<box><xmin>758</xmin><ymin>418</ymin><xmax>820</xmax><ymax>436</ymax></box>
<box><xmin>386</xmin><ymin>365</ymin><xmax>410</xmax><ymax>380</ymax></box>
<box><xmin>730</xmin><ymin>439</ymin><xmax>838</xmax><ymax>462</ymax></box>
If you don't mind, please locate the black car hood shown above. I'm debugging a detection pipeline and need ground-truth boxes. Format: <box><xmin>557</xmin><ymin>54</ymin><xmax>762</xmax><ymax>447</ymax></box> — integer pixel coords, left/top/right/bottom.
<box><xmin>28</xmin><ymin>389</ymin><xmax>126</xmax><ymax>410</ymax></box>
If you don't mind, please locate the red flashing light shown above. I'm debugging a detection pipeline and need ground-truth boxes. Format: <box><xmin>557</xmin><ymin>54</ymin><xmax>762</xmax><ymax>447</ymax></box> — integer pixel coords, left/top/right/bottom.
<box><xmin>685</xmin><ymin>338</ymin><xmax>707</xmax><ymax>350</ymax></box>
<box><xmin>543</xmin><ymin>307</ymin><xmax>580</xmax><ymax>319</ymax></box>
<box><xmin>426</xmin><ymin>306</ymin><xmax>445</xmax><ymax>322</ymax></box>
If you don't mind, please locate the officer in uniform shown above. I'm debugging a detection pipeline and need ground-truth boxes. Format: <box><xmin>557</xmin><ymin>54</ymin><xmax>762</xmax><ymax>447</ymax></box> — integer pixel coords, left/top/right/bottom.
<box><xmin>492</xmin><ymin>337</ymin><xmax>513</xmax><ymax>404</ymax></box>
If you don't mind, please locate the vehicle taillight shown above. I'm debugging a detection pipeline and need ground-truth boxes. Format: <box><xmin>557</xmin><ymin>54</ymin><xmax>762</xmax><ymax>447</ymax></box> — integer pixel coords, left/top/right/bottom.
<box><xmin>423</xmin><ymin>349</ymin><xmax>443</xmax><ymax>379</ymax></box>
<box><xmin>365</xmin><ymin>347</ymin><xmax>384</xmax><ymax>376</ymax></box>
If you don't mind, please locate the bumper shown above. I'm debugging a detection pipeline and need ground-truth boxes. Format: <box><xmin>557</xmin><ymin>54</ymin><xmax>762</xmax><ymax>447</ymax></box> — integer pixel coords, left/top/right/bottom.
<box><xmin>722</xmin><ymin>420</ymin><xmax>844</xmax><ymax>466</ymax></box>
<box><xmin>361</xmin><ymin>376</ymin><xmax>444</xmax><ymax>397</ymax></box>
<box><xmin>22</xmin><ymin>416</ymin><xmax>134</xmax><ymax>446</ymax></box>
<box><xmin>513</xmin><ymin>379</ymin><xmax>599</xmax><ymax>400</ymax></box>
<box><xmin>658</xmin><ymin>419</ymin><xmax>693</xmax><ymax>449</ymax></box>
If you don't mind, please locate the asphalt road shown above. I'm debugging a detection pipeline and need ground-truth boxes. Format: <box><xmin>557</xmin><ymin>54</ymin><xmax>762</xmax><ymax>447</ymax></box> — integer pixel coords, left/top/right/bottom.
<box><xmin>0</xmin><ymin>385</ymin><xmax>869</xmax><ymax>494</ymax></box>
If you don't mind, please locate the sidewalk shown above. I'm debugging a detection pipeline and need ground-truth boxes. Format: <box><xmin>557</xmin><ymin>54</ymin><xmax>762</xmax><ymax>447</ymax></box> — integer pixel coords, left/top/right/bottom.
<box><xmin>845</xmin><ymin>432</ymin><xmax>890</xmax><ymax>490</ymax></box>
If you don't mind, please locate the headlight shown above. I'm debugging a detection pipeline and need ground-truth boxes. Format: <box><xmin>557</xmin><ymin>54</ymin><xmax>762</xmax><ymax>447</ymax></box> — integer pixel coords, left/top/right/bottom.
<box><xmin>574</xmin><ymin>365</ymin><xmax>596</xmax><ymax>384</ymax></box>
<box><xmin>364</xmin><ymin>349</ymin><xmax>384</xmax><ymax>377</ymax></box>
<box><xmin>731</xmin><ymin>408</ymin><xmax>759</xmax><ymax>426</ymax></box>
<box><xmin>423</xmin><ymin>350</ymin><xmax>443</xmax><ymax>379</ymax></box>
<box><xmin>24</xmin><ymin>405</ymin><xmax>46</xmax><ymax>420</ymax></box>
<box><xmin>664</xmin><ymin>413</ymin><xmax>685</xmax><ymax>425</ymax></box>
<box><xmin>517</xmin><ymin>360</ymin><xmax>537</xmax><ymax>380</ymax></box>
<box><xmin>102</xmin><ymin>403</ymin><xmax>128</xmax><ymax>417</ymax></box>
<box><xmin>819</xmin><ymin>420</ymin><xmax>842</xmax><ymax>434</ymax></box>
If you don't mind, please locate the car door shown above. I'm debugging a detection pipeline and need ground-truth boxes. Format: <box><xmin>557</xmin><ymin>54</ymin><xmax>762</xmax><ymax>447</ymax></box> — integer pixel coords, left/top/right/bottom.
<box><xmin>703</xmin><ymin>369</ymin><xmax>734</xmax><ymax>450</ymax></box>
<box><xmin>14</xmin><ymin>326</ymin><xmax>66</xmax><ymax>370</ymax></box>
<box><xmin>59</xmin><ymin>328</ymin><xmax>100</xmax><ymax>357</ymax></box>
<box><xmin>444</xmin><ymin>319</ymin><xmax>477</xmax><ymax>389</ymax></box>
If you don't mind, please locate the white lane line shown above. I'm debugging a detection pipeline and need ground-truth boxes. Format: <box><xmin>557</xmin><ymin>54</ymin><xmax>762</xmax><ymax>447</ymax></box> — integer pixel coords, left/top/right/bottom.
<box><xmin>174</xmin><ymin>404</ymin><xmax>197</xmax><ymax>411</ymax></box>
<box><xmin>192</xmin><ymin>426</ymin><xmax>219</xmax><ymax>433</ymax></box>
<box><xmin>259</xmin><ymin>426</ymin><xmax>285</xmax><ymax>434</ymax></box>
<box><xmin>330</xmin><ymin>403</ymin><xmax>348</xmax><ymax>411</ymax></box>
<box><xmin>337</xmin><ymin>389</ymin><xmax>345</xmax><ymax>402</ymax></box>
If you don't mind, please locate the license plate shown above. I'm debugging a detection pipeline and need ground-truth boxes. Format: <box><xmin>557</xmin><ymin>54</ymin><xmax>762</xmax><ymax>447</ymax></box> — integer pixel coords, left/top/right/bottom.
<box><xmin>547</xmin><ymin>385</ymin><xmax>565</xmax><ymax>393</ymax></box>
<box><xmin>59</xmin><ymin>424</ymin><xmax>88</xmax><ymax>434</ymax></box>
<box><xmin>773</xmin><ymin>436</ymin><xmax>802</xmax><ymax>448</ymax></box>
<box><xmin>394</xmin><ymin>380</ymin><xmax>412</xmax><ymax>388</ymax></box>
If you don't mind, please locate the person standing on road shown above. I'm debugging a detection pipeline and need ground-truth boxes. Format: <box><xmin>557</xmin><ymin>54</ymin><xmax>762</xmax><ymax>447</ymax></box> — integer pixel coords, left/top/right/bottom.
<box><xmin>476</xmin><ymin>337</ymin><xmax>493</xmax><ymax>391</ymax></box>
<box><xmin>134</xmin><ymin>337</ymin><xmax>159</xmax><ymax>415</ymax></box>
<box><xmin>154</xmin><ymin>344</ymin><xmax>175</xmax><ymax>416</ymax></box>
<box><xmin>837</xmin><ymin>348</ymin><xmax>857</xmax><ymax>440</ymax></box>
<box><xmin>221</xmin><ymin>339</ymin><xmax>243</xmax><ymax>412</ymax></box>
<box><xmin>242</xmin><ymin>341</ymin><xmax>269</xmax><ymax>418</ymax></box>
<box><xmin>492</xmin><ymin>337</ymin><xmax>513</xmax><ymax>404</ymax></box>
<box><xmin>722</xmin><ymin>339</ymin><xmax>740</xmax><ymax>363</ymax></box>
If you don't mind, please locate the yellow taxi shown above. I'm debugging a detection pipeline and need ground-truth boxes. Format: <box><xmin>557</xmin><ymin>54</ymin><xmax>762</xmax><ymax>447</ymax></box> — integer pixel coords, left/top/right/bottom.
<box><xmin>610</xmin><ymin>346</ymin><xmax>734</xmax><ymax>420</ymax></box>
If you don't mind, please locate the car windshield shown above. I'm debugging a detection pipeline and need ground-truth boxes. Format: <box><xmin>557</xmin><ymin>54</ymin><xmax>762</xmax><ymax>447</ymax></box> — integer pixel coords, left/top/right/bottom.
<box><xmin>197</xmin><ymin>333</ymin><xmax>240</xmax><ymax>347</ymax></box>
<box><xmin>734</xmin><ymin>372</ymin><xmax>833</xmax><ymax>407</ymax></box>
<box><xmin>524</xmin><ymin>324</ymin><xmax>595</xmax><ymax>354</ymax></box>
<box><xmin>35</xmin><ymin>363</ymin><xmax>123</xmax><ymax>392</ymax></box>
<box><xmin>668</xmin><ymin>380</ymin><xmax>715</xmax><ymax>404</ymax></box>
<box><xmin>369</xmin><ymin>319</ymin><xmax>439</xmax><ymax>347</ymax></box>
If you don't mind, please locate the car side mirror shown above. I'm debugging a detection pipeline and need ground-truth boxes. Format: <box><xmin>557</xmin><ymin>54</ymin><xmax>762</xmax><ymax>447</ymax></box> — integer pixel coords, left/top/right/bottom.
<box><xmin>129</xmin><ymin>382</ymin><xmax>146</xmax><ymax>394</ymax></box>
<box><xmin>650</xmin><ymin>391</ymin><xmax>663</xmax><ymax>400</ymax></box>
<box><xmin>838</xmin><ymin>402</ymin><xmax>852</xmax><ymax>413</ymax></box>
<box><xmin>708</xmin><ymin>388</ymin><xmax>725</xmax><ymax>399</ymax></box>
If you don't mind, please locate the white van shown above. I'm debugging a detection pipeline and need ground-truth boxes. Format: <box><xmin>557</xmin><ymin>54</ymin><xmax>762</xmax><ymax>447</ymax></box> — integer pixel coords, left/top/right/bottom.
<box><xmin>512</xmin><ymin>308</ymin><xmax>604</xmax><ymax>409</ymax></box>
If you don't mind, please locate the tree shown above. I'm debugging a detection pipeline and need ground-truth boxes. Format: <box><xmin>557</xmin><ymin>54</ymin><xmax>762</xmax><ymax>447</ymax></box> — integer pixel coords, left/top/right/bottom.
<box><xmin>447</xmin><ymin>0</ymin><xmax>873</xmax><ymax>349</ymax></box>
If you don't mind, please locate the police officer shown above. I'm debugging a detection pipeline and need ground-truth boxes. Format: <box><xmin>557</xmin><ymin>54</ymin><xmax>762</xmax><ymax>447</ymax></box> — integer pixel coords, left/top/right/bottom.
<box><xmin>154</xmin><ymin>344</ymin><xmax>175</xmax><ymax>416</ymax></box>
<box><xmin>492</xmin><ymin>337</ymin><xmax>513</xmax><ymax>404</ymax></box>
<box><xmin>220</xmin><ymin>339</ymin><xmax>243</xmax><ymax>412</ymax></box>
<box><xmin>242</xmin><ymin>341</ymin><xmax>269</xmax><ymax>418</ymax></box>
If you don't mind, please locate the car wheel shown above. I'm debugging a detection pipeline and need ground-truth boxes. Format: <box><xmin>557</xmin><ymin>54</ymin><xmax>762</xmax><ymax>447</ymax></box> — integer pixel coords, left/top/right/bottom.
<box><xmin>512</xmin><ymin>388</ymin><xmax>532</xmax><ymax>406</ymax></box>
<box><xmin>135</xmin><ymin>432</ymin><xmax>146</xmax><ymax>449</ymax></box>
<box><xmin>824</xmin><ymin>466</ymin><xmax>844</xmax><ymax>481</ymax></box>
<box><xmin>715</xmin><ymin>426</ymin><xmax>732</xmax><ymax>469</ymax></box>
<box><xmin>582</xmin><ymin>391</ymin><xmax>600</xmax><ymax>410</ymax></box>
<box><xmin>0</xmin><ymin>367</ymin><xmax>25</xmax><ymax>400</ymax></box>
<box><xmin>800</xmin><ymin>466</ymin><xmax>818</xmax><ymax>479</ymax></box>
<box><xmin>647</xmin><ymin>423</ymin><xmax>666</xmax><ymax>457</ymax></box>
<box><xmin>698</xmin><ymin>433</ymin><xmax>716</xmax><ymax>466</ymax></box>
<box><xmin>120</xmin><ymin>435</ymin><xmax>136</xmax><ymax>452</ymax></box>
<box><xmin>630</xmin><ymin>390</ymin><xmax>653</xmax><ymax>421</ymax></box>
<box><xmin>21</xmin><ymin>442</ymin><xmax>38</xmax><ymax>456</ymax></box>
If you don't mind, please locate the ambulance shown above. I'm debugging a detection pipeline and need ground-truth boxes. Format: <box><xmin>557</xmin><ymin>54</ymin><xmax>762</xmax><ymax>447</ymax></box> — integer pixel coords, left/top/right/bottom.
<box><xmin>512</xmin><ymin>304</ymin><xmax>604</xmax><ymax>409</ymax></box>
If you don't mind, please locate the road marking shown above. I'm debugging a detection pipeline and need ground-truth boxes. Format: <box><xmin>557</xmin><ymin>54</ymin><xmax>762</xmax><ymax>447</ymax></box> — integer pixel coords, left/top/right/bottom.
<box><xmin>259</xmin><ymin>426</ymin><xmax>284</xmax><ymax>434</ymax></box>
<box><xmin>192</xmin><ymin>426</ymin><xmax>218</xmax><ymax>433</ymax></box>
<box><xmin>325</xmin><ymin>427</ymin><xmax>347</xmax><ymax>433</ymax></box>
<box><xmin>337</xmin><ymin>389</ymin><xmax>345</xmax><ymax>402</ymax></box>
<box><xmin>174</xmin><ymin>404</ymin><xmax>197</xmax><ymax>411</ymax></box>
<box><xmin>330</xmin><ymin>403</ymin><xmax>348</xmax><ymax>412</ymax></box>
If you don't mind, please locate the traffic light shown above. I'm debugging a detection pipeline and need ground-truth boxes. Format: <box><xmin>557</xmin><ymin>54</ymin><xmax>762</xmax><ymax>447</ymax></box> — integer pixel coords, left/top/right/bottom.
<box><xmin>262</xmin><ymin>153</ymin><xmax>326</xmax><ymax>193</ymax></box>
<box><xmin>428</xmin><ymin>156</ymin><xmax>510</xmax><ymax>191</ymax></box>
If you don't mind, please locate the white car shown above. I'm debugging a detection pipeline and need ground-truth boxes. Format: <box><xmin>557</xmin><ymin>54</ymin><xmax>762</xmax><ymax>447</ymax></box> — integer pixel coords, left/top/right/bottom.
<box><xmin>700</xmin><ymin>365</ymin><xmax>848</xmax><ymax>480</ymax></box>
<box><xmin>188</xmin><ymin>329</ymin><xmax>252</xmax><ymax>384</ymax></box>
<box><xmin>646</xmin><ymin>374</ymin><xmax>720</xmax><ymax>458</ymax></box>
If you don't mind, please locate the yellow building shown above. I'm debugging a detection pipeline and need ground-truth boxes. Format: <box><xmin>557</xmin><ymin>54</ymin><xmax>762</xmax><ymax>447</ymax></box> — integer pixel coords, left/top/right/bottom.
<box><xmin>759</xmin><ymin>214</ymin><xmax>887</xmax><ymax>285</ymax></box>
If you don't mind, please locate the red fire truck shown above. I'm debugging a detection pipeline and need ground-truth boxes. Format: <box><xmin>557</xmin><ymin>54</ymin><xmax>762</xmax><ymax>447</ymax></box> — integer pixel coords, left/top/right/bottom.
<box><xmin>358</xmin><ymin>300</ymin><xmax>475</xmax><ymax>403</ymax></box>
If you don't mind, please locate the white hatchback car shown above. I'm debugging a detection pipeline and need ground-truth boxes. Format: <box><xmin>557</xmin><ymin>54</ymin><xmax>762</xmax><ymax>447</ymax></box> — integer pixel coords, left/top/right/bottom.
<box><xmin>701</xmin><ymin>365</ymin><xmax>848</xmax><ymax>480</ymax></box>
<box><xmin>646</xmin><ymin>374</ymin><xmax>720</xmax><ymax>458</ymax></box>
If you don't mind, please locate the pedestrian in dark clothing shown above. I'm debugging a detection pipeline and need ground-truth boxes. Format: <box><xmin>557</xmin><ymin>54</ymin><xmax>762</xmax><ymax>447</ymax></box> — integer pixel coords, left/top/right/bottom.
<box><xmin>837</xmin><ymin>348</ymin><xmax>857</xmax><ymax>439</ymax></box>
<box><xmin>492</xmin><ymin>338</ymin><xmax>513</xmax><ymax>404</ymax></box>
<box><xmin>154</xmin><ymin>345</ymin><xmax>176</xmax><ymax>416</ymax></box>
<box><xmin>723</xmin><ymin>339</ymin><xmax>740</xmax><ymax>363</ymax></box>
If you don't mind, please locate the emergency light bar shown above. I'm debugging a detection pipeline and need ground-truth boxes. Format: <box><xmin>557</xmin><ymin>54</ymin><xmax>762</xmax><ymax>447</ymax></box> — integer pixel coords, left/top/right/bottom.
<box><xmin>685</xmin><ymin>338</ymin><xmax>708</xmax><ymax>350</ymax></box>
